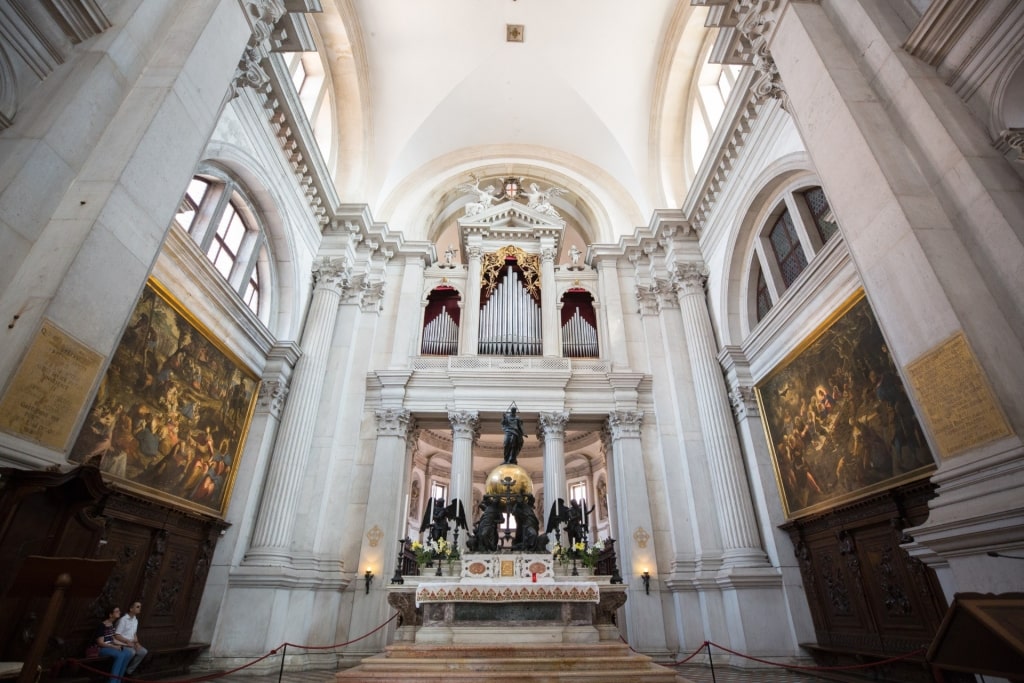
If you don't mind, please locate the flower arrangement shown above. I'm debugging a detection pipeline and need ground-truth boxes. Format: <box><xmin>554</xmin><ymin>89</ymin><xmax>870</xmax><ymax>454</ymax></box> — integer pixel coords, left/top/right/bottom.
<box><xmin>580</xmin><ymin>540</ymin><xmax>604</xmax><ymax>569</ymax></box>
<box><xmin>410</xmin><ymin>540</ymin><xmax>434</xmax><ymax>567</ymax></box>
<box><xmin>552</xmin><ymin>540</ymin><xmax>605</xmax><ymax>569</ymax></box>
<box><xmin>411</xmin><ymin>538</ymin><xmax>461</xmax><ymax>569</ymax></box>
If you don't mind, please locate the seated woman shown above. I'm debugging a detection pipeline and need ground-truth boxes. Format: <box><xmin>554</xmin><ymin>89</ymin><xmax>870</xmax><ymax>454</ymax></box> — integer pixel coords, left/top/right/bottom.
<box><xmin>94</xmin><ymin>606</ymin><xmax>134</xmax><ymax>683</ymax></box>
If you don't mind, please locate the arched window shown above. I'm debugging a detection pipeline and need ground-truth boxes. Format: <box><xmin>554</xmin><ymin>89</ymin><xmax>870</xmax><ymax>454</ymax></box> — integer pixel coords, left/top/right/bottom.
<box><xmin>284</xmin><ymin>49</ymin><xmax>334</xmax><ymax>168</ymax></box>
<box><xmin>751</xmin><ymin>185</ymin><xmax>840</xmax><ymax>323</ymax></box>
<box><xmin>560</xmin><ymin>289</ymin><xmax>599</xmax><ymax>358</ymax></box>
<box><xmin>769</xmin><ymin>210</ymin><xmax>808</xmax><ymax>288</ymax></box>
<box><xmin>687</xmin><ymin>47</ymin><xmax>743</xmax><ymax>178</ymax></box>
<box><xmin>421</xmin><ymin>286</ymin><xmax>461</xmax><ymax>355</ymax></box>
<box><xmin>173</xmin><ymin>174</ymin><xmax>268</xmax><ymax>318</ymax></box>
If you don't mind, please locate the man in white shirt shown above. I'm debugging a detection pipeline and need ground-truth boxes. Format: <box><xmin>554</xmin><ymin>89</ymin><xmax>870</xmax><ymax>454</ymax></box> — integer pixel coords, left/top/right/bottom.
<box><xmin>114</xmin><ymin>600</ymin><xmax>148</xmax><ymax>675</ymax></box>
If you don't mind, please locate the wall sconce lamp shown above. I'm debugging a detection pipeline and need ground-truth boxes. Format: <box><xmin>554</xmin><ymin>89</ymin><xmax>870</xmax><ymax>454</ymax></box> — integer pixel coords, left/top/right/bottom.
<box><xmin>641</xmin><ymin>569</ymin><xmax>651</xmax><ymax>595</ymax></box>
<box><xmin>364</xmin><ymin>568</ymin><xmax>374</xmax><ymax>594</ymax></box>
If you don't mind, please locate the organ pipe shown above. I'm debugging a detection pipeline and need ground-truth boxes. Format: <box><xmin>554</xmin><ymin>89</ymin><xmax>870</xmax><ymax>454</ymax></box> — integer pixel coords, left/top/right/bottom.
<box><xmin>561</xmin><ymin>309</ymin><xmax>598</xmax><ymax>357</ymax></box>
<box><xmin>478</xmin><ymin>265</ymin><xmax>542</xmax><ymax>355</ymax></box>
<box><xmin>421</xmin><ymin>309</ymin><xmax>459</xmax><ymax>355</ymax></box>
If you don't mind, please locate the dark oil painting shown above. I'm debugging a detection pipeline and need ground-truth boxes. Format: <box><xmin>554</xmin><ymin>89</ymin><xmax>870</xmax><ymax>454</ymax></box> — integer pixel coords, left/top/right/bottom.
<box><xmin>69</xmin><ymin>279</ymin><xmax>258</xmax><ymax>516</ymax></box>
<box><xmin>755</xmin><ymin>291</ymin><xmax>935</xmax><ymax>519</ymax></box>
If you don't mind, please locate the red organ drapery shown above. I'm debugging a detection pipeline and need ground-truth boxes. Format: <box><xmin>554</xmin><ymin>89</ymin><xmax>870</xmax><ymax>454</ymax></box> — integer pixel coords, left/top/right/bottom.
<box><xmin>421</xmin><ymin>286</ymin><xmax>461</xmax><ymax>355</ymax></box>
<box><xmin>560</xmin><ymin>289</ymin><xmax>598</xmax><ymax>357</ymax></box>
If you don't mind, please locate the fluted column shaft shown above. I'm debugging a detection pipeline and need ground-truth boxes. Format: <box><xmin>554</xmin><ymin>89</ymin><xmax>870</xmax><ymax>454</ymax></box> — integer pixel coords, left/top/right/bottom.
<box><xmin>462</xmin><ymin>240</ymin><xmax>483</xmax><ymax>355</ymax></box>
<box><xmin>539</xmin><ymin>411</ymin><xmax>569</xmax><ymax>526</ymax></box>
<box><xmin>674</xmin><ymin>263</ymin><xmax>763</xmax><ymax>562</ymax></box>
<box><xmin>248</xmin><ymin>260</ymin><xmax>347</xmax><ymax>559</ymax></box>
<box><xmin>540</xmin><ymin>241</ymin><xmax>558</xmax><ymax>356</ymax></box>
<box><xmin>606</xmin><ymin>410</ymin><xmax>667</xmax><ymax>652</ymax></box>
<box><xmin>448</xmin><ymin>410</ymin><xmax>479</xmax><ymax>542</ymax></box>
<box><xmin>596</xmin><ymin>258</ymin><xmax>628</xmax><ymax>368</ymax></box>
<box><xmin>391</xmin><ymin>256</ymin><xmax>426</xmax><ymax>366</ymax></box>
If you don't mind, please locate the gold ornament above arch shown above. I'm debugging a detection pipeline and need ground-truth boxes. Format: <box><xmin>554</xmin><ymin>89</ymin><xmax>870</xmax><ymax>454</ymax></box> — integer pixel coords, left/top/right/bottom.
<box><xmin>480</xmin><ymin>245</ymin><xmax>541</xmax><ymax>300</ymax></box>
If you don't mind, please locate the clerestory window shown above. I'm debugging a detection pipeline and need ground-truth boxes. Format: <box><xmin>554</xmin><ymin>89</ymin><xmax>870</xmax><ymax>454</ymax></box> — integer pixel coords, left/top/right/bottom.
<box><xmin>751</xmin><ymin>185</ymin><xmax>840</xmax><ymax>323</ymax></box>
<box><xmin>173</xmin><ymin>174</ymin><xmax>267</xmax><ymax>317</ymax></box>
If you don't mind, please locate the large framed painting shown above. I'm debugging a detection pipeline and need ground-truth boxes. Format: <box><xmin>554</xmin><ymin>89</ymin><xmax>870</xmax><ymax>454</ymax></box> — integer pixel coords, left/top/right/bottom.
<box><xmin>69</xmin><ymin>278</ymin><xmax>259</xmax><ymax>517</ymax></box>
<box><xmin>755</xmin><ymin>291</ymin><xmax>935</xmax><ymax>519</ymax></box>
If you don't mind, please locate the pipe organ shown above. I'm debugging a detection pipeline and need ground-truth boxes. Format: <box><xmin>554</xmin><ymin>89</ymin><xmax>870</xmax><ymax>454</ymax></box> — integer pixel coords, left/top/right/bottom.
<box><xmin>421</xmin><ymin>309</ymin><xmax>459</xmax><ymax>355</ymax></box>
<box><xmin>478</xmin><ymin>265</ymin><xmax>542</xmax><ymax>355</ymax></box>
<box><xmin>561</xmin><ymin>308</ymin><xmax>598</xmax><ymax>357</ymax></box>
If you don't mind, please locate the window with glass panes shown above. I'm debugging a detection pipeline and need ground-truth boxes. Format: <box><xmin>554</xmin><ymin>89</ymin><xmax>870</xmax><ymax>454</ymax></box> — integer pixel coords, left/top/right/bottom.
<box><xmin>173</xmin><ymin>174</ymin><xmax>266</xmax><ymax>317</ymax></box>
<box><xmin>769</xmin><ymin>210</ymin><xmax>808</xmax><ymax>288</ymax></box>
<box><xmin>804</xmin><ymin>186</ymin><xmax>839</xmax><ymax>244</ymax></box>
<box><xmin>748</xmin><ymin>182</ymin><xmax>844</xmax><ymax>330</ymax></box>
<box><xmin>756</xmin><ymin>265</ymin><xmax>772</xmax><ymax>321</ymax></box>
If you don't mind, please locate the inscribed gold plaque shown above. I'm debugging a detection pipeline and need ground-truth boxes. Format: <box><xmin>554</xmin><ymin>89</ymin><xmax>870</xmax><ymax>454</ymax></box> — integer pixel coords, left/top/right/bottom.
<box><xmin>905</xmin><ymin>333</ymin><xmax>1011</xmax><ymax>458</ymax></box>
<box><xmin>0</xmin><ymin>320</ymin><xmax>104</xmax><ymax>450</ymax></box>
<box><xmin>500</xmin><ymin>560</ymin><xmax>515</xmax><ymax>577</ymax></box>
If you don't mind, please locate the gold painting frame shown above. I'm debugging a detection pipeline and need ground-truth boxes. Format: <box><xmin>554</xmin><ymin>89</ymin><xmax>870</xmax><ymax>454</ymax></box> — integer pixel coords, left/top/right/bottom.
<box><xmin>755</xmin><ymin>290</ymin><xmax>935</xmax><ymax>519</ymax></box>
<box><xmin>69</xmin><ymin>278</ymin><xmax>259</xmax><ymax>517</ymax></box>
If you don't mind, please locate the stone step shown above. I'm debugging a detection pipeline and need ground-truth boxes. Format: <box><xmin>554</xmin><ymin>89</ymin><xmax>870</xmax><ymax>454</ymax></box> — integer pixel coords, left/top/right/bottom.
<box><xmin>334</xmin><ymin>643</ymin><xmax>691</xmax><ymax>683</ymax></box>
<box><xmin>380</xmin><ymin>642</ymin><xmax>637</xmax><ymax>659</ymax></box>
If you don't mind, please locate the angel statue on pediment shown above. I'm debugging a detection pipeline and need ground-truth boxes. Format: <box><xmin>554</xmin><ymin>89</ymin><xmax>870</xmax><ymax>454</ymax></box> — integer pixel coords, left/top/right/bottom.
<box><xmin>521</xmin><ymin>182</ymin><xmax>566</xmax><ymax>218</ymax></box>
<box><xmin>457</xmin><ymin>177</ymin><xmax>501</xmax><ymax>216</ymax></box>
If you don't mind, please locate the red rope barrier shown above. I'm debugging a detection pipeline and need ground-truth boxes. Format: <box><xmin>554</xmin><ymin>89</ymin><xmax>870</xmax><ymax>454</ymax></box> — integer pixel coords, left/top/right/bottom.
<box><xmin>61</xmin><ymin>612</ymin><xmax>401</xmax><ymax>683</ymax></box>
<box><xmin>702</xmin><ymin>640</ymin><xmax>927</xmax><ymax>672</ymax></box>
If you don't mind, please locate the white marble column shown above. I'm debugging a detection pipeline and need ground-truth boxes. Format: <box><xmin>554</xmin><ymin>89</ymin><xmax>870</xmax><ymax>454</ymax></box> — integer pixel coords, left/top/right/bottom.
<box><xmin>390</xmin><ymin>256</ymin><xmax>427</xmax><ymax>366</ymax></box>
<box><xmin>606</xmin><ymin>410</ymin><xmax>667</xmax><ymax>652</ymax></box>
<box><xmin>247</xmin><ymin>258</ymin><xmax>348</xmax><ymax>562</ymax></box>
<box><xmin>539</xmin><ymin>411</ymin><xmax>570</xmax><ymax>525</ymax></box>
<box><xmin>599</xmin><ymin>426</ymin><xmax>619</xmax><ymax>539</ymax></box>
<box><xmin>448</xmin><ymin>410</ymin><xmax>479</xmax><ymax>541</ymax></box>
<box><xmin>673</xmin><ymin>262</ymin><xmax>765</xmax><ymax>568</ymax></box>
<box><xmin>346</xmin><ymin>408</ymin><xmax>415</xmax><ymax>658</ymax></box>
<box><xmin>462</xmin><ymin>239</ymin><xmax>483</xmax><ymax>355</ymax></box>
<box><xmin>595</xmin><ymin>257</ymin><xmax>629</xmax><ymax>368</ymax></box>
<box><xmin>540</xmin><ymin>240</ymin><xmax>559</xmax><ymax>356</ymax></box>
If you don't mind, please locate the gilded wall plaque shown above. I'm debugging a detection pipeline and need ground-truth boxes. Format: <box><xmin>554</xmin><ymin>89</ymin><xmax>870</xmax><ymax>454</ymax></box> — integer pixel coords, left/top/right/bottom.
<box><xmin>0</xmin><ymin>320</ymin><xmax>103</xmax><ymax>451</ymax></box>
<box><xmin>906</xmin><ymin>333</ymin><xmax>1012</xmax><ymax>458</ymax></box>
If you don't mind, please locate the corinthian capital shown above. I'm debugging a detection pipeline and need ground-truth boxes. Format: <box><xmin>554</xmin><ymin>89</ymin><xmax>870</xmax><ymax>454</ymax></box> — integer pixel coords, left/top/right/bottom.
<box><xmin>671</xmin><ymin>262</ymin><xmax>709</xmax><ymax>296</ymax></box>
<box><xmin>375</xmin><ymin>409</ymin><xmax>413</xmax><ymax>438</ymax></box>
<box><xmin>607</xmin><ymin>410</ymin><xmax>643</xmax><ymax>440</ymax></box>
<box><xmin>312</xmin><ymin>257</ymin><xmax>351</xmax><ymax>292</ymax></box>
<box><xmin>257</xmin><ymin>379</ymin><xmax>288</xmax><ymax>418</ymax></box>
<box><xmin>448</xmin><ymin>410</ymin><xmax>480</xmax><ymax>440</ymax></box>
<box><xmin>538</xmin><ymin>411</ymin><xmax>570</xmax><ymax>438</ymax></box>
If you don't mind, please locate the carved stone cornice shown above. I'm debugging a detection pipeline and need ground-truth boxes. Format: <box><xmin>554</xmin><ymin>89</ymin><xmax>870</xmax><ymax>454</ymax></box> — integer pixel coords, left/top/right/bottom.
<box><xmin>750</xmin><ymin>44</ymin><xmax>789</xmax><ymax>111</ymax></box>
<box><xmin>607</xmin><ymin>410</ymin><xmax>643</xmax><ymax>440</ymax></box>
<box><xmin>230</xmin><ymin>1</ymin><xmax>286</xmax><ymax>98</ymax></box>
<box><xmin>375</xmin><ymin>408</ymin><xmax>413</xmax><ymax>438</ymax></box>
<box><xmin>257</xmin><ymin>379</ymin><xmax>288</xmax><ymax>418</ymax></box>
<box><xmin>448</xmin><ymin>410</ymin><xmax>480</xmax><ymax>441</ymax></box>
<box><xmin>538</xmin><ymin>411</ymin><xmax>570</xmax><ymax>438</ymax></box>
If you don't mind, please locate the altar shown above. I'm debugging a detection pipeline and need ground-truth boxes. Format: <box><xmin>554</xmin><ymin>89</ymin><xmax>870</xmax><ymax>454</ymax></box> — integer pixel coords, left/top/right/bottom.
<box><xmin>388</xmin><ymin>552</ymin><xmax>626</xmax><ymax>645</ymax></box>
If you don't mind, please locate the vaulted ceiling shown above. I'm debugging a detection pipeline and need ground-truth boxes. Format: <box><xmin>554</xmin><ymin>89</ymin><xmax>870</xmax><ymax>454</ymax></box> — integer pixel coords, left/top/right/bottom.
<box><xmin>316</xmin><ymin>1</ymin><xmax>713</xmax><ymax>242</ymax></box>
